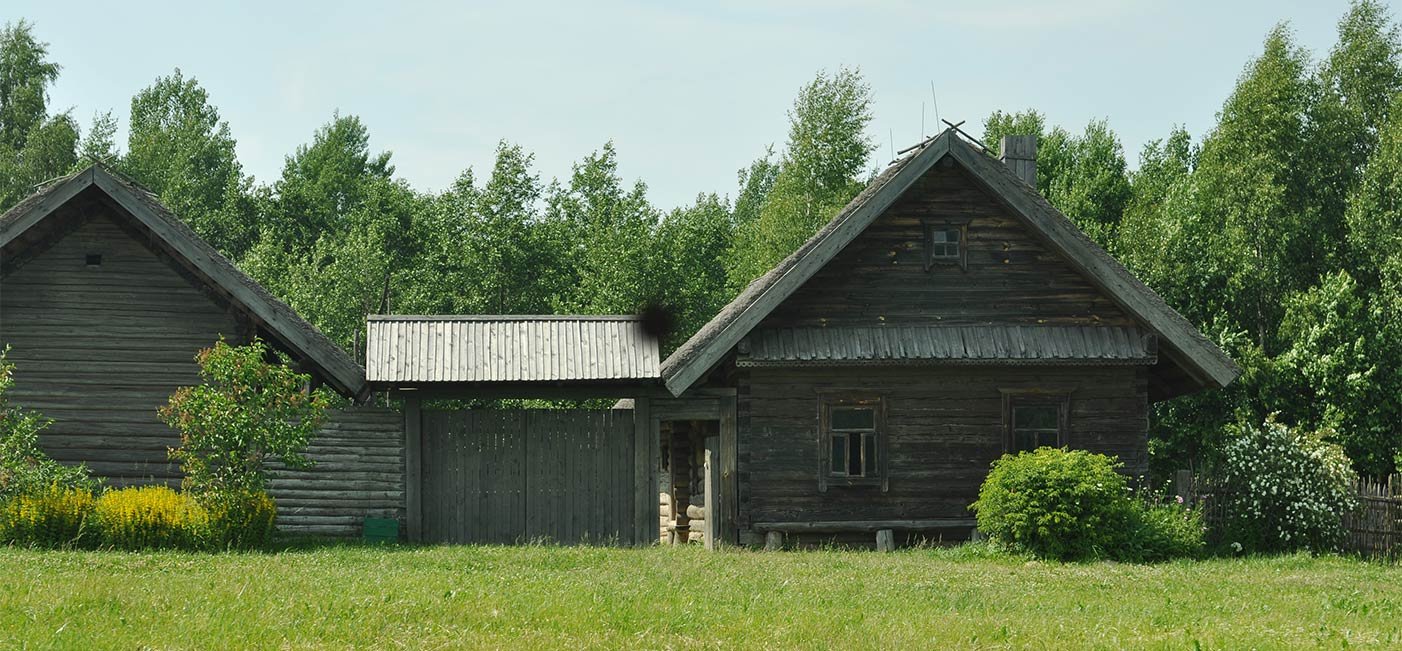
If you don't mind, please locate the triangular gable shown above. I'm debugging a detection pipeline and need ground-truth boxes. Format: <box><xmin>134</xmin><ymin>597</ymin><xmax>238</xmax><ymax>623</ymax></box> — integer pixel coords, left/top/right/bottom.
<box><xmin>661</xmin><ymin>130</ymin><xmax>1239</xmax><ymax>398</ymax></box>
<box><xmin>0</xmin><ymin>164</ymin><xmax>368</xmax><ymax>400</ymax></box>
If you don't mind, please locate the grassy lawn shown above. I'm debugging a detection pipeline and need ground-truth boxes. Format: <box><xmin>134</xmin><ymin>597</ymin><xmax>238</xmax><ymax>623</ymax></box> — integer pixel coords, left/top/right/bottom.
<box><xmin>0</xmin><ymin>543</ymin><xmax>1397</xmax><ymax>649</ymax></box>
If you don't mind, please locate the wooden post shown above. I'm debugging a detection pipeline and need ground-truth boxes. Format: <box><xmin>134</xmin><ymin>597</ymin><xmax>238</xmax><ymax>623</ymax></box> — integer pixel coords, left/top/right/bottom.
<box><xmin>1175</xmin><ymin>469</ymin><xmax>1194</xmax><ymax>506</ymax></box>
<box><xmin>764</xmin><ymin>531</ymin><xmax>784</xmax><ymax>551</ymax></box>
<box><xmin>719</xmin><ymin>395</ymin><xmax>738</xmax><ymax>546</ymax></box>
<box><xmin>875</xmin><ymin>529</ymin><xmax>895</xmax><ymax>552</ymax></box>
<box><xmin>404</xmin><ymin>397</ymin><xmax>423</xmax><ymax>542</ymax></box>
<box><xmin>704</xmin><ymin>436</ymin><xmax>720</xmax><ymax>550</ymax></box>
<box><xmin>632</xmin><ymin>396</ymin><xmax>655</xmax><ymax>547</ymax></box>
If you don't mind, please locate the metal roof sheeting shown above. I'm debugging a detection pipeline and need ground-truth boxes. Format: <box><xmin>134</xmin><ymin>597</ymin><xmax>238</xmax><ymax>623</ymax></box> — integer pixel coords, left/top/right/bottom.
<box><xmin>366</xmin><ymin>316</ymin><xmax>660</xmax><ymax>384</ymax></box>
<box><xmin>739</xmin><ymin>325</ymin><xmax>1156</xmax><ymax>366</ymax></box>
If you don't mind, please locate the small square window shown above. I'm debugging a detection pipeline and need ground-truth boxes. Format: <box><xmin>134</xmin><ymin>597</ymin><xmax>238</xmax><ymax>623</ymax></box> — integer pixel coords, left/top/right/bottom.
<box><xmin>923</xmin><ymin>221</ymin><xmax>967</xmax><ymax>270</ymax></box>
<box><xmin>820</xmin><ymin>398</ymin><xmax>885</xmax><ymax>489</ymax></box>
<box><xmin>85</xmin><ymin>254</ymin><xmax>102</xmax><ymax>268</ymax></box>
<box><xmin>1005</xmin><ymin>396</ymin><xmax>1068</xmax><ymax>454</ymax></box>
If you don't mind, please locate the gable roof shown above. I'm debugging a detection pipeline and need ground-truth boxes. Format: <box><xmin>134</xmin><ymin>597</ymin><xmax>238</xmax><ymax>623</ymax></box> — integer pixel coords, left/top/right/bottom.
<box><xmin>661</xmin><ymin>129</ymin><xmax>1240</xmax><ymax>398</ymax></box>
<box><xmin>0</xmin><ymin>164</ymin><xmax>368</xmax><ymax>400</ymax></box>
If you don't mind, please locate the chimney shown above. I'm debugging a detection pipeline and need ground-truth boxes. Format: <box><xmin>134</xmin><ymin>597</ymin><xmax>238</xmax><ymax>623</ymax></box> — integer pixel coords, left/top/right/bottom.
<box><xmin>999</xmin><ymin>135</ymin><xmax>1037</xmax><ymax>187</ymax></box>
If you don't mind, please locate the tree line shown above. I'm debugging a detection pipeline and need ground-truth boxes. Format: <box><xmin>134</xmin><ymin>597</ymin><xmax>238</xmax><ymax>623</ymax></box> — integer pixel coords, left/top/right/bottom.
<box><xmin>2</xmin><ymin>1</ymin><xmax>1400</xmax><ymax>477</ymax></box>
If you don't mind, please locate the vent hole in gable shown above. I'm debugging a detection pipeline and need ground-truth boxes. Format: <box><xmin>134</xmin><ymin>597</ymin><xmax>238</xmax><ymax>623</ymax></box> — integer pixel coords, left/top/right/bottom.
<box><xmin>85</xmin><ymin>253</ymin><xmax>102</xmax><ymax>268</ymax></box>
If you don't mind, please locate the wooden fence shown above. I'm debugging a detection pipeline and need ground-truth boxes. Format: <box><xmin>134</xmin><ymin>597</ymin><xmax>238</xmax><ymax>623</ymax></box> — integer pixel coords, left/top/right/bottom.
<box><xmin>418</xmin><ymin>409</ymin><xmax>637</xmax><ymax>545</ymax></box>
<box><xmin>1179</xmin><ymin>471</ymin><xmax>1401</xmax><ymax>556</ymax></box>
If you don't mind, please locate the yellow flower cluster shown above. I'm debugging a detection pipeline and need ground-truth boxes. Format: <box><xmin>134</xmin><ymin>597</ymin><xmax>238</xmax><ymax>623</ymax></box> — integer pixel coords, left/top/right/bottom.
<box><xmin>0</xmin><ymin>484</ymin><xmax>94</xmax><ymax>546</ymax></box>
<box><xmin>92</xmin><ymin>486</ymin><xmax>210</xmax><ymax>550</ymax></box>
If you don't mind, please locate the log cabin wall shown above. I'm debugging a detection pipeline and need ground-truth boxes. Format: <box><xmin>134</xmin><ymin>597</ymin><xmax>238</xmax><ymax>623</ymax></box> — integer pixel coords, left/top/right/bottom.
<box><xmin>732</xmin><ymin>158</ymin><xmax>1151</xmax><ymax>543</ymax></box>
<box><xmin>1</xmin><ymin>205</ymin><xmax>244</xmax><ymax>486</ymax></box>
<box><xmin>268</xmin><ymin>407</ymin><xmax>405</xmax><ymax>537</ymax></box>
<box><xmin>735</xmin><ymin>365</ymin><xmax>1149</xmax><ymax>541</ymax></box>
<box><xmin>759</xmin><ymin>162</ymin><xmax>1132</xmax><ymax>329</ymax></box>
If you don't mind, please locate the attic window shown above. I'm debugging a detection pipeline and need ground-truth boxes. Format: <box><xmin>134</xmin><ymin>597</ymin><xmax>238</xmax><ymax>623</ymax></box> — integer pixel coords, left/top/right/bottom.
<box><xmin>85</xmin><ymin>254</ymin><xmax>102</xmax><ymax>268</ymax></box>
<box><xmin>923</xmin><ymin>219</ymin><xmax>968</xmax><ymax>271</ymax></box>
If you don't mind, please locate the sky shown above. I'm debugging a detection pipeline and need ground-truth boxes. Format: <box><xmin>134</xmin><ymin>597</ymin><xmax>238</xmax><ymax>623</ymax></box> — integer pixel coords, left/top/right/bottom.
<box><xmin>7</xmin><ymin>0</ymin><xmax>1384</xmax><ymax>211</ymax></box>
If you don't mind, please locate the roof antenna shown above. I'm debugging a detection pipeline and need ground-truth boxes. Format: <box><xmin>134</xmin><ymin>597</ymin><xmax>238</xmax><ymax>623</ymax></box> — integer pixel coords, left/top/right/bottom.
<box><xmin>921</xmin><ymin>101</ymin><xmax>926</xmax><ymax>139</ymax></box>
<box><xmin>930</xmin><ymin>81</ymin><xmax>941</xmax><ymax>128</ymax></box>
<box><xmin>889</xmin><ymin>129</ymin><xmax>895</xmax><ymax>161</ymax></box>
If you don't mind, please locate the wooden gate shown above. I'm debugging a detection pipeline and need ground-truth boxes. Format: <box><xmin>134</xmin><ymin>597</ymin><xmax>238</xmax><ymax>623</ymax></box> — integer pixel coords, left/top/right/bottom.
<box><xmin>418</xmin><ymin>409</ymin><xmax>638</xmax><ymax>545</ymax></box>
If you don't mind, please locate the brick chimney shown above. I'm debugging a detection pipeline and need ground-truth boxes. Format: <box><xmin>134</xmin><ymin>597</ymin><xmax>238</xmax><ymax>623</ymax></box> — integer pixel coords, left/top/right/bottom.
<box><xmin>999</xmin><ymin>135</ymin><xmax>1037</xmax><ymax>187</ymax></box>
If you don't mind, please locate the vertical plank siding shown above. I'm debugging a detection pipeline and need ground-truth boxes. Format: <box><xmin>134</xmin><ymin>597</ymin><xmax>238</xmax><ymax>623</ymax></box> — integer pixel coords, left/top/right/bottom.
<box><xmin>1</xmin><ymin>211</ymin><xmax>243</xmax><ymax>486</ymax></box>
<box><xmin>267</xmin><ymin>408</ymin><xmax>405</xmax><ymax>537</ymax></box>
<box><xmin>418</xmin><ymin>409</ymin><xmax>637</xmax><ymax>545</ymax></box>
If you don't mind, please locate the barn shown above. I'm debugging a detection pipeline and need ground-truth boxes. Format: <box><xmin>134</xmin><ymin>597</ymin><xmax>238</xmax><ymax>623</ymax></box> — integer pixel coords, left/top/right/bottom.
<box><xmin>0</xmin><ymin>127</ymin><xmax>1238</xmax><ymax>548</ymax></box>
<box><xmin>0</xmin><ymin>165</ymin><xmax>402</xmax><ymax>536</ymax></box>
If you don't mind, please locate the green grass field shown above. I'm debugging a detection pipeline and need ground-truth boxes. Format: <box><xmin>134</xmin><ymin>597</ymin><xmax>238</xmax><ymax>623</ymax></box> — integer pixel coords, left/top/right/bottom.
<box><xmin>0</xmin><ymin>543</ymin><xmax>1397</xmax><ymax>649</ymax></box>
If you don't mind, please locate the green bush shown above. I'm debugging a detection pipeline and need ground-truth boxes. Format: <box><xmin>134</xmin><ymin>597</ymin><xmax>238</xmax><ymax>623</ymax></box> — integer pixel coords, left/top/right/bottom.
<box><xmin>970</xmin><ymin>448</ymin><xmax>1134</xmax><ymax>560</ymax></box>
<box><xmin>205</xmin><ymin>490</ymin><xmax>277</xmax><ymax>549</ymax></box>
<box><xmin>1120</xmin><ymin>501</ymin><xmax>1207</xmax><ymax>562</ymax></box>
<box><xmin>971</xmin><ymin>448</ymin><xmax>1207</xmax><ymax>561</ymax></box>
<box><xmin>92</xmin><ymin>486</ymin><xmax>210</xmax><ymax>551</ymax></box>
<box><xmin>0</xmin><ymin>484</ymin><xmax>95</xmax><ymax>548</ymax></box>
<box><xmin>1214</xmin><ymin>416</ymin><xmax>1357</xmax><ymax>553</ymax></box>
<box><xmin>0</xmin><ymin>348</ymin><xmax>96</xmax><ymax>501</ymax></box>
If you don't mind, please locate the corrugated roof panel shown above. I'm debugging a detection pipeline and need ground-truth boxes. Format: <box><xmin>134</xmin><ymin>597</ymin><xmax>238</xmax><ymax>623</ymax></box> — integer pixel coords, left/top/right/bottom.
<box><xmin>741</xmin><ymin>325</ymin><xmax>1155</xmax><ymax>366</ymax></box>
<box><xmin>365</xmin><ymin>316</ymin><xmax>660</xmax><ymax>384</ymax></box>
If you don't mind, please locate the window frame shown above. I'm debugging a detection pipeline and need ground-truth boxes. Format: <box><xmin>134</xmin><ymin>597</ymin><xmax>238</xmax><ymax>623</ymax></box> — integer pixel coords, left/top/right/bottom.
<box><xmin>1000</xmin><ymin>389</ymin><xmax>1072</xmax><ymax>454</ymax></box>
<box><xmin>817</xmin><ymin>393</ymin><xmax>888</xmax><ymax>492</ymax></box>
<box><xmin>922</xmin><ymin>217</ymin><xmax>969</xmax><ymax>271</ymax></box>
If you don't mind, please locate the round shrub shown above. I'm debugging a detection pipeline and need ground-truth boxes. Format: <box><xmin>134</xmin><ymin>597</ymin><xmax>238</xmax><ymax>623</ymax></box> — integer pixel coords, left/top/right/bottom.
<box><xmin>92</xmin><ymin>486</ymin><xmax>210</xmax><ymax>550</ymax></box>
<box><xmin>205</xmin><ymin>490</ymin><xmax>277</xmax><ymax>549</ymax></box>
<box><xmin>0</xmin><ymin>484</ymin><xmax>95</xmax><ymax>548</ymax></box>
<box><xmin>1214</xmin><ymin>416</ymin><xmax>1357</xmax><ymax>553</ymax></box>
<box><xmin>970</xmin><ymin>448</ymin><xmax>1135</xmax><ymax>560</ymax></box>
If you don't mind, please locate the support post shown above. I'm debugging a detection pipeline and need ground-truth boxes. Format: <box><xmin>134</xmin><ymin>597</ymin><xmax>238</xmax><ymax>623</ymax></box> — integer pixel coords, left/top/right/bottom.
<box><xmin>719</xmin><ymin>395</ymin><xmax>738</xmax><ymax>546</ymax></box>
<box><xmin>875</xmin><ymin>529</ymin><xmax>895</xmax><ymax>552</ymax></box>
<box><xmin>632</xmin><ymin>395</ymin><xmax>655</xmax><ymax>547</ymax></box>
<box><xmin>765</xmin><ymin>531</ymin><xmax>784</xmax><ymax>551</ymax></box>
<box><xmin>404</xmin><ymin>397</ymin><xmax>422</xmax><ymax>543</ymax></box>
<box><xmin>704</xmin><ymin>436</ymin><xmax>720</xmax><ymax>550</ymax></box>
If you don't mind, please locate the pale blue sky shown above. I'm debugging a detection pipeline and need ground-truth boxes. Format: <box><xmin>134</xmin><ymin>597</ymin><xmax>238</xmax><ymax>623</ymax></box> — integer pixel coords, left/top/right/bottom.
<box><xmin>7</xmin><ymin>1</ymin><xmax>1381</xmax><ymax>210</ymax></box>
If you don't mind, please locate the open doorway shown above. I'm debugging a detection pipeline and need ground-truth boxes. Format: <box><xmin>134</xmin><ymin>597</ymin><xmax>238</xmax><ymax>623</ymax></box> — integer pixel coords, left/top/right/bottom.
<box><xmin>659</xmin><ymin>419</ymin><xmax>720</xmax><ymax>546</ymax></box>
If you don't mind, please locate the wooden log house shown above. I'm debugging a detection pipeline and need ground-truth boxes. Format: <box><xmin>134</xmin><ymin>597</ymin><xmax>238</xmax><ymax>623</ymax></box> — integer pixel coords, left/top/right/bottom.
<box><xmin>655</xmin><ymin>129</ymin><xmax>1240</xmax><ymax>548</ymax></box>
<box><xmin>0</xmin><ymin>165</ymin><xmax>402</xmax><ymax>536</ymax></box>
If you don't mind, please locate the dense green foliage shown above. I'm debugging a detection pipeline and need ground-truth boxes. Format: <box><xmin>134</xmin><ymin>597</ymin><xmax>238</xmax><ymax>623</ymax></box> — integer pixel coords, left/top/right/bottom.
<box><xmin>158</xmin><ymin>339</ymin><xmax>334</xmax><ymax>495</ymax></box>
<box><xmin>5</xmin><ymin>2</ymin><xmax>1402</xmax><ymax>477</ymax></box>
<box><xmin>970</xmin><ymin>448</ymin><xmax>1205</xmax><ymax>561</ymax></box>
<box><xmin>0</xmin><ymin>546</ymin><xmax>1395</xmax><ymax>648</ymax></box>
<box><xmin>0</xmin><ymin>349</ymin><xmax>95</xmax><ymax>501</ymax></box>
<box><xmin>1213</xmin><ymin>417</ymin><xmax>1358</xmax><ymax>553</ymax></box>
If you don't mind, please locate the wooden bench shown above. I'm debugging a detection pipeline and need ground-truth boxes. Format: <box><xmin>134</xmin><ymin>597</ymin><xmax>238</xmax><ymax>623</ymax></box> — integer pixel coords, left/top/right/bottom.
<box><xmin>754</xmin><ymin>519</ymin><xmax>978</xmax><ymax>552</ymax></box>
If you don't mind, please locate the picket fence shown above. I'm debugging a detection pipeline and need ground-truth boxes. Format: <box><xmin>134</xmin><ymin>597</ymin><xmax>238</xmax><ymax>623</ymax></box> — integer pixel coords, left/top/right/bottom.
<box><xmin>1177</xmin><ymin>471</ymin><xmax>1400</xmax><ymax>557</ymax></box>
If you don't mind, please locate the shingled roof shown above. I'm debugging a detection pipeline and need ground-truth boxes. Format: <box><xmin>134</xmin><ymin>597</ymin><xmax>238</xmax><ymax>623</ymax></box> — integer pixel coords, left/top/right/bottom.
<box><xmin>0</xmin><ymin>164</ymin><xmax>368</xmax><ymax>400</ymax></box>
<box><xmin>661</xmin><ymin>129</ymin><xmax>1240</xmax><ymax>399</ymax></box>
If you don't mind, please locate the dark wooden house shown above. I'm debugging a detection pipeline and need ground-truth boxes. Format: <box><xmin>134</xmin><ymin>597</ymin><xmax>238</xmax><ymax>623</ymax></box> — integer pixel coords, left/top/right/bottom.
<box><xmin>0</xmin><ymin>165</ymin><xmax>402</xmax><ymax>535</ymax></box>
<box><xmin>655</xmin><ymin>129</ymin><xmax>1239</xmax><ymax>547</ymax></box>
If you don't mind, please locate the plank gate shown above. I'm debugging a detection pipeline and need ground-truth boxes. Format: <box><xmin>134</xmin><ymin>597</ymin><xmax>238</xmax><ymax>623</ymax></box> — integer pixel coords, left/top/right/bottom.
<box><xmin>419</xmin><ymin>409</ymin><xmax>638</xmax><ymax>545</ymax></box>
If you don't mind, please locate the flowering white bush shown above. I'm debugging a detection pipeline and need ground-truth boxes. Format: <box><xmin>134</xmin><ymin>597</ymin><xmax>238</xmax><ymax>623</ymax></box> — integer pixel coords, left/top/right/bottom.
<box><xmin>1215</xmin><ymin>415</ymin><xmax>1357</xmax><ymax>552</ymax></box>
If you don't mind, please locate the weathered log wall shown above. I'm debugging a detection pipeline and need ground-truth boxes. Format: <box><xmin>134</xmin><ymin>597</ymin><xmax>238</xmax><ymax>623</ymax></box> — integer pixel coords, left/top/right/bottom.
<box><xmin>268</xmin><ymin>407</ymin><xmax>405</xmax><ymax>537</ymax></box>
<box><xmin>761</xmin><ymin>162</ymin><xmax>1131</xmax><ymax>330</ymax></box>
<box><xmin>735</xmin><ymin>364</ymin><xmax>1149</xmax><ymax>541</ymax></box>
<box><xmin>1</xmin><ymin>208</ymin><xmax>245</xmax><ymax>486</ymax></box>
